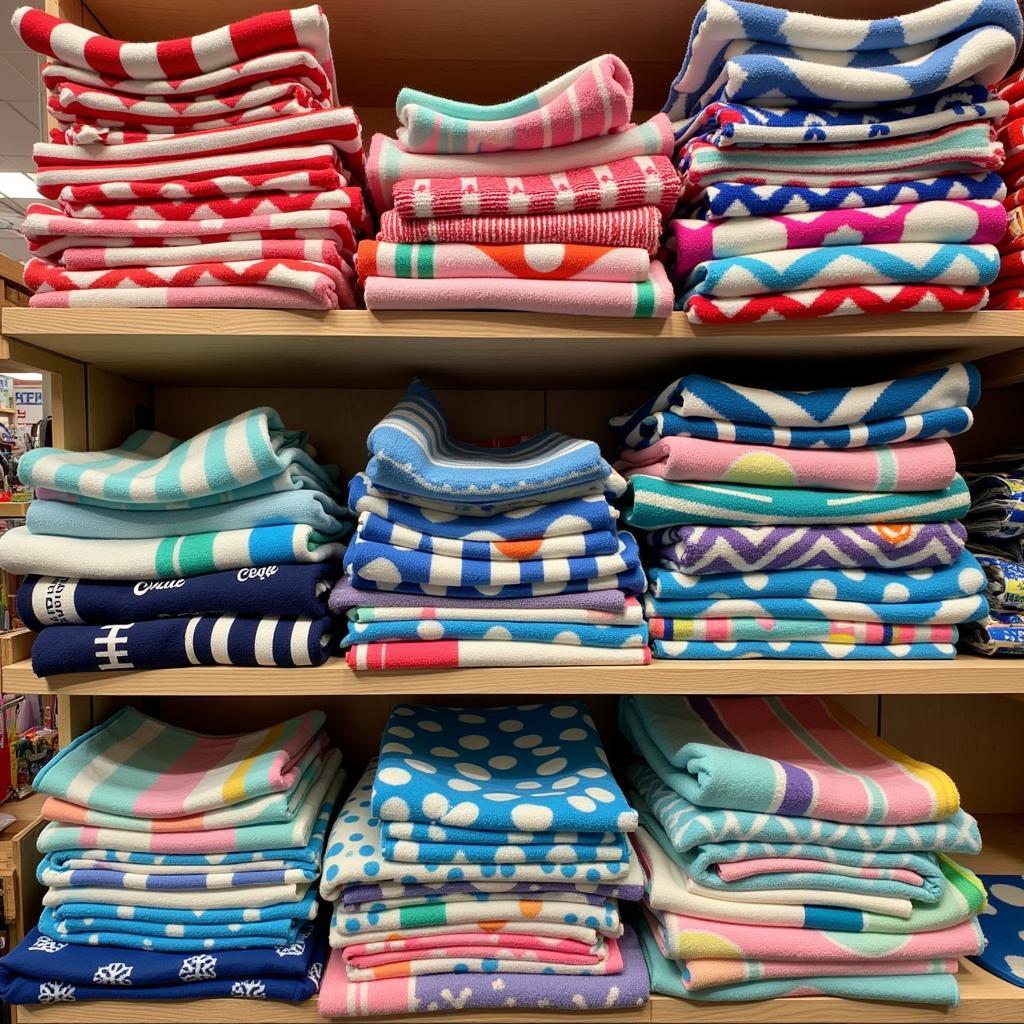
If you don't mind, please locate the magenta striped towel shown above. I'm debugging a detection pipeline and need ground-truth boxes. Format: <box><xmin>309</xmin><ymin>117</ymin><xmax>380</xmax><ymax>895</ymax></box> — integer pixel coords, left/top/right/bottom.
<box><xmin>392</xmin><ymin>155</ymin><xmax>680</xmax><ymax>220</ymax></box>
<box><xmin>22</xmin><ymin>205</ymin><xmax>358</xmax><ymax>260</ymax></box>
<box><xmin>34</xmin><ymin>144</ymin><xmax>346</xmax><ymax>199</ymax></box>
<box><xmin>378</xmin><ymin>206</ymin><xmax>663</xmax><ymax>254</ymax></box>
<box><xmin>396</xmin><ymin>55</ymin><xmax>632</xmax><ymax>154</ymax></box>
<box><xmin>60</xmin><ymin>239</ymin><xmax>346</xmax><ymax>271</ymax></box>
<box><xmin>362</xmin><ymin>260</ymin><xmax>672</xmax><ymax>317</ymax></box>
<box><xmin>30</xmin><ymin>284</ymin><xmax>339</xmax><ymax>310</ymax></box>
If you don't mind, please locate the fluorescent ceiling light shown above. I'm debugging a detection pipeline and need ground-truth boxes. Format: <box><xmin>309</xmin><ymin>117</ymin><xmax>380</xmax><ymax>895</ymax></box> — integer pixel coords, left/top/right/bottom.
<box><xmin>0</xmin><ymin>173</ymin><xmax>41</xmax><ymax>199</ymax></box>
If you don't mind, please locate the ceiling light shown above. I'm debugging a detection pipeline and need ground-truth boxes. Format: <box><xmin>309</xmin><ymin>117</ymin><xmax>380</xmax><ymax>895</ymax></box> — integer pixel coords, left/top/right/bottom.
<box><xmin>0</xmin><ymin>173</ymin><xmax>41</xmax><ymax>199</ymax></box>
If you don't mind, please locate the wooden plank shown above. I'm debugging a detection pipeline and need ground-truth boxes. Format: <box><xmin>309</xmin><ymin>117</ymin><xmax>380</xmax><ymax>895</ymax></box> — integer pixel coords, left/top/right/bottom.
<box><xmin>0</xmin><ymin>629</ymin><xmax>34</xmax><ymax>668</ymax></box>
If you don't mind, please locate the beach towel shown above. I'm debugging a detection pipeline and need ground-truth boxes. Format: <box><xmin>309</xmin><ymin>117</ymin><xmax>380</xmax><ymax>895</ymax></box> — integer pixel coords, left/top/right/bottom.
<box><xmin>18</xmin><ymin>562</ymin><xmax>337</xmax><ymax>630</ymax></box>
<box><xmin>59</xmin><ymin>238</ymin><xmax>349</xmax><ymax>271</ymax></box>
<box><xmin>28</xmin><ymin>286</ymin><xmax>347</xmax><ymax>310</ymax></box>
<box><xmin>699</xmin><ymin>172</ymin><xmax>1007</xmax><ymax>220</ymax></box>
<box><xmin>662</xmin><ymin>0</ymin><xmax>1022</xmax><ymax>120</ymax></box>
<box><xmin>621</xmin><ymin>695</ymin><xmax>959</xmax><ymax>824</ymax></box>
<box><xmin>349</xmin><ymin>598</ymin><xmax>642</xmax><ymax>626</ymax></box>
<box><xmin>671</xmin><ymin>202</ymin><xmax>1008</xmax><ymax>277</ymax></box>
<box><xmin>976</xmin><ymin>553</ymin><xmax>1024</xmax><ymax>608</ymax></box>
<box><xmin>376</xmin><ymin>206</ymin><xmax>663</xmax><ymax>254</ymax></box>
<box><xmin>391</xmin><ymin>155</ymin><xmax>680</xmax><ymax>219</ymax></box>
<box><xmin>623</xmin><ymin>475</ymin><xmax>971</xmax><ymax>529</ymax></box>
<box><xmin>372</xmin><ymin>701</ymin><xmax>635</xmax><ymax>833</ymax></box>
<box><xmin>345</xmin><ymin>618</ymin><xmax>646</xmax><ymax>649</ymax></box>
<box><xmin>367</xmin><ymin>116</ymin><xmax>674</xmax><ymax>211</ymax></box>
<box><xmin>396</xmin><ymin>55</ymin><xmax>632</xmax><ymax>154</ymax></box>
<box><xmin>380</xmin><ymin>823</ymin><xmax>617</xmax><ymax>848</ymax></box>
<box><xmin>638</xmin><ymin>917</ymin><xmax>960</xmax><ymax>1006</ymax></box>
<box><xmin>42</xmin><ymin>879</ymin><xmax>313</xmax><ymax>913</ymax></box>
<box><xmin>347</xmin><ymin>639</ymin><xmax>651</xmax><ymax>669</ymax></box>
<box><xmin>317</xmin><ymin>925</ymin><xmax>649</xmax><ymax>1016</ymax></box>
<box><xmin>617</xmin><ymin>437</ymin><xmax>957</xmax><ymax>493</ymax></box>
<box><xmin>648</xmin><ymin>553</ymin><xmax>985</xmax><ymax>602</ymax></box>
<box><xmin>966</xmin><ymin>473</ymin><xmax>1024</xmax><ymax>537</ymax></box>
<box><xmin>650</xmin><ymin>523</ymin><xmax>967</xmax><ymax>574</ymax></box>
<box><xmin>32</xmin><ymin>612</ymin><xmax>335</xmax><ymax>675</ymax></box>
<box><xmin>650</xmin><ymin>619</ymin><xmax>954</xmax><ymax>645</ymax></box>
<box><xmin>342</xmin><ymin>934</ymin><xmax>609</xmax><ymax>970</ymax></box>
<box><xmin>357</xmin><ymin>242</ymin><xmax>651</xmax><ymax>284</ymax></box>
<box><xmin>970</xmin><ymin>874</ymin><xmax>1024</xmax><ymax>986</ymax></box>
<box><xmin>653</xmin><ymin>639</ymin><xmax>957</xmax><ymax>659</ymax></box>
<box><xmin>960</xmin><ymin>610</ymin><xmax>1024</xmax><ymax>654</ymax></box>
<box><xmin>380</xmin><ymin>835</ymin><xmax>630</xmax><ymax>866</ymax></box>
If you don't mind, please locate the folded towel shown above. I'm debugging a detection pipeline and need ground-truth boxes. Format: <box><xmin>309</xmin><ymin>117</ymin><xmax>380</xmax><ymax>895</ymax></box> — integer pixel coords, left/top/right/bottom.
<box><xmin>966</xmin><ymin>472</ymin><xmax>1024</xmax><ymax>537</ymax></box>
<box><xmin>648</xmin><ymin>553</ymin><xmax>986</xmax><ymax>601</ymax></box>
<box><xmin>59</xmin><ymin>238</ymin><xmax>349</xmax><ymax>271</ymax></box>
<box><xmin>381</xmin><ymin>823</ymin><xmax>617</xmax><ymax>847</ymax></box>
<box><xmin>368</xmin><ymin>115</ymin><xmax>674</xmax><ymax>211</ymax></box>
<box><xmin>19</xmin><ymin>562</ymin><xmax>336</xmax><ymax>630</ymax></box>
<box><xmin>699</xmin><ymin>172</ymin><xmax>1007</xmax><ymax>220</ymax></box>
<box><xmin>318</xmin><ymin>925</ymin><xmax>649</xmax><ymax>1016</ymax></box>
<box><xmin>969</xmin><ymin>873</ymin><xmax>1024</xmax><ymax>986</ymax></box>
<box><xmin>29</xmin><ymin>285</ymin><xmax>346</xmax><ymax>310</ymax></box>
<box><xmin>960</xmin><ymin>610</ymin><xmax>1024</xmax><ymax>654</ymax></box>
<box><xmin>32</xmin><ymin>613</ymin><xmax>335</xmax><ymax>674</ymax></box>
<box><xmin>396</xmin><ymin>55</ymin><xmax>632</xmax><ymax>154</ymax></box>
<box><xmin>654</xmin><ymin>639</ymin><xmax>957</xmax><ymax>658</ymax></box>
<box><xmin>348</xmin><ymin>639</ymin><xmax>651</xmax><ymax>669</ymax></box>
<box><xmin>381</xmin><ymin>835</ymin><xmax>629</xmax><ymax>866</ymax></box>
<box><xmin>357</xmin><ymin>241</ymin><xmax>651</xmax><ymax>284</ymax></box>
<box><xmin>976</xmin><ymin>553</ymin><xmax>1024</xmax><ymax>608</ymax></box>
<box><xmin>365</xmin><ymin>266</ymin><xmax>673</xmax><ymax>317</ymax></box>
<box><xmin>652</xmin><ymin>523</ymin><xmax>967</xmax><ymax>575</ymax></box>
<box><xmin>662</xmin><ymin>0</ymin><xmax>1022</xmax><ymax>119</ymax></box>
<box><xmin>345</xmin><ymin>618</ymin><xmax>647</xmax><ymax>649</ymax></box>
<box><xmin>349</xmin><ymin>597</ymin><xmax>642</xmax><ymax>626</ymax></box>
<box><xmin>391</xmin><ymin>155</ymin><xmax>680</xmax><ymax>219</ymax></box>
<box><xmin>651</xmin><ymin>619</ymin><xmax>955</xmax><ymax>644</ymax></box>
<box><xmin>622</xmin><ymin>695</ymin><xmax>959</xmax><ymax>824</ymax></box>
<box><xmin>672</xmin><ymin>201</ymin><xmax>1008</xmax><ymax>276</ymax></box>
<box><xmin>340</xmin><ymin>932</ymin><xmax>601</xmax><ymax>959</ymax></box>
<box><xmin>43</xmin><ymin>880</ymin><xmax>312</xmax><ymax>911</ymax></box>
<box><xmin>376</xmin><ymin>206</ymin><xmax>663</xmax><ymax>253</ymax></box>
<box><xmin>617</xmin><ymin>437</ymin><xmax>957</xmax><ymax>493</ymax></box>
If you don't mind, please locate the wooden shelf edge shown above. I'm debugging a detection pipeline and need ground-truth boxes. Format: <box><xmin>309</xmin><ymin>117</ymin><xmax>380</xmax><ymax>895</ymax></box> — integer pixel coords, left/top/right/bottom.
<box><xmin>2</xmin><ymin>655</ymin><xmax>1022</xmax><ymax>697</ymax></box>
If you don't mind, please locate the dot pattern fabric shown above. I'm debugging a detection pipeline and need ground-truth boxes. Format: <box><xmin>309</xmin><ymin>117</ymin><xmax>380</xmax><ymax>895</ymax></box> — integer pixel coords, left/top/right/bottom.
<box><xmin>970</xmin><ymin>874</ymin><xmax>1024</xmax><ymax>987</ymax></box>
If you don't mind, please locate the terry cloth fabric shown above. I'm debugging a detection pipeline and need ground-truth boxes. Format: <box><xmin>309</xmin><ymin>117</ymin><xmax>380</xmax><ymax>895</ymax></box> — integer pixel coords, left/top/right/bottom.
<box><xmin>372</xmin><ymin>701</ymin><xmax>636</xmax><ymax>833</ymax></box>
<box><xmin>347</xmin><ymin>598</ymin><xmax>642</xmax><ymax>626</ymax></box>
<box><xmin>379</xmin><ymin>836</ymin><xmax>630</xmax><ymax>867</ymax></box>
<box><xmin>356</xmin><ymin>242</ymin><xmax>652</xmax><ymax>284</ymax></box>
<box><xmin>60</xmin><ymin>239</ymin><xmax>351</xmax><ymax>271</ymax></box>
<box><xmin>650</xmin><ymin>619</ymin><xmax>955</xmax><ymax>645</ymax></box>
<box><xmin>376</xmin><ymin>206</ymin><xmax>663</xmax><ymax>253</ymax></box>
<box><xmin>318</xmin><ymin>925</ymin><xmax>649</xmax><ymax>1016</ymax></box>
<box><xmin>347</xmin><ymin>640</ymin><xmax>651</xmax><ymax>669</ymax></box>
<box><xmin>661</xmin><ymin>0</ymin><xmax>1023</xmax><ymax>120</ymax></box>
<box><xmin>363</xmin><ymin>267</ymin><xmax>673</xmax><ymax>317</ymax></box>
<box><xmin>0</xmin><ymin>924</ymin><xmax>325</xmax><ymax>1005</ymax></box>
<box><xmin>31</xmin><ymin>613</ymin><xmax>335</xmax><ymax>675</ymax></box>
<box><xmin>28</xmin><ymin>285</ymin><xmax>349</xmax><ymax>310</ymax></box>
<box><xmin>966</xmin><ymin>473</ymin><xmax>1024</xmax><ymax>537</ymax></box>
<box><xmin>970</xmin><ymin>874</ymin><xmax>1024</xmax><ymax>986</ymax></box>
<box><xmin>34</xmin><ymin>707</ymin><xmax>325</xmax><ymax>815</ymax></box>
<box><xmin>960</xmin><ymin>611</ymin><xmax>1024</xmax><ymax>654</ymax></box>
<box><xmin>391</xmin><ymin>156</ymin><xmax>680</xmax><ymax>219</ymax></box>
<box><xmin>18</xmin><ymin>408</ymin><xmax>337</xmax><ymax>506</ymax></box>
<box><xmin>620</xmin><ymin>695</ymin><xmax>960</xmax><ymax>824</ymax></box>
<box><xmin>622</xmin><ymin>475</ymin><xmax>971</xmax><ymax>529</ymax></box>
<box><xmin>650</xmin><ymin>523</ymin><xmax>968</xmax><ymax>574</ymax></box>
<box><xmin>638</xmin><ymin>917</ymin><xmax>960</xmax><ymax>1007</ymax></box>
<box><xmin>344</xmin><ymin>618</ymin><xmax>647</xmax><ymax>649</ymax></box>
<box><xmin>367</xmin><ymin>115</ymin><xmax>674</xmax><ymax>212</ymax></box>
<box><xmin>977</xmin><ymin>553</ymin><xmax>1024</xmax><ymax>607</ymax></box>
<box><xmin>647</xmin><ymin>553</ymin><xmax>986</xmax><ymax>602</ymax></box>
<box><xmin>680</xmin><ymin>85</ymin><xmax>1009</xmax><ymax>147</ymax></box>
<box><xmin>699</xmin><ymin>172</ymin><xmax>1007</xmax><ymax>220</ymax></box>
<box><xmin>681</xmin><ymin>243</ymin><xmax>1000</xmax><ymax>298</ymax></box>
<box><xmin>617</xmin><ymin>437</ymin><xmax>958</xmax><ymax>493</ymax></box>
<box><xmin>18</xmin><ymin>563</ymin><xmax>336</xmax><ymax>630</ymax></box>
<box><xmin>0</xmin><ymin>524</ymin><xmax>344</xmax><ymax>580</ymax></box>
<box><xmin>341</xmin><ymin>876</ymin><xmax>643</xmax><ymax>907</ymax></box>
<box><xmin>653</xmin><ymin>640</ymin><xmax>957</xmax><ymax>659</ymax></box>
<box><xmin>671</xmin><ymin>201</ymin><xmax>1009</xmax><ymax>277</ymax></box>
<box><xmin>609</xmin><ymin>362</ymin><xmax>980</xmax><ymax>450</ymax></box>
<box><xmin>366</xmin><ymin>380</ymin><xmax>618</xmax><ymax>507</ymax></box>
<box><xmin>396</xmin><ymin>55</ymin><xmax>632</xmax><ymax>154</ymax></box>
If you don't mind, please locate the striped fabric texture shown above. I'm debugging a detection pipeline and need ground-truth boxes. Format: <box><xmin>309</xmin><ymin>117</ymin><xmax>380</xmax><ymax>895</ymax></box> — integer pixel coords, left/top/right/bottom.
<box><xmin>649</xmin><ymin>618</ymin><xmax>955</xmax><ymax>645</ymax></box>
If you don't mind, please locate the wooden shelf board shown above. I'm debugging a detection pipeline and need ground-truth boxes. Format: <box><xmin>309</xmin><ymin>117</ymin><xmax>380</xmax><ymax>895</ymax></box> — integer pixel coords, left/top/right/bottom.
<box><xmin>4</xmin><ymin>309</ymin><xmax>1023</xmax><ymax>388</ymax></box>
<box><xmin>0</xmin><ymin>501</ymin><xmax>31</xmax><ymax>518</ymax></box>
<box><xmin>3</xmin><ymin>655</ymin><xmax>1023</xmax><ymax>696</ymax></box>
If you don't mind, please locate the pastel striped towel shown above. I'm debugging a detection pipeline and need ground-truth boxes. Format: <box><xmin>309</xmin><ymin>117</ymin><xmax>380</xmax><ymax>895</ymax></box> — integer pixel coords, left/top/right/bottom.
<box><xmin>616</xmin><ymin>437</ymin><xmax>958</xmax><ymax>493</ymax></box>
<box><xmin>343</xmin><ymin>618</ymin><xmax>647</xmax><ymax>649</ymax></box>
<box><xmin>17</xmin><ymin>407</ymin><xmax>338</xmax><ymax>505</ymax></box>
<box><xmin>33</xmin><ymin>707</ymin><xmax>325</xmax><ymax>816</ymax></box>
<box><xmin>347</xmin><ymin>639</ymin><xmax>651</xmax><ymax>669</ymax></box>
<box><xmin>396</xmin><ymin>55</ymin><xmax>632</xmax><ymax>154</ymax></box>
<box><xmin>662</xmin><ymin>0</ymin><xmax>1022</xmax><ymax>120</ymax></box>
<box><xmin>366</xmin><ymin>380</ymin><xmax>619</xmax><ymax>506</ymax></box>
<box><xmin>650</xmin><ymin>619</ymin><xmax>955</xmax><ymax>646</ymax></box>
<box><xmin>621</xmin><ymin>695</ymin><xmax>959</xmax><ymax>824</ymax></box>
<box><xmin>653</xmin><ymin>640</ymin><xmax>957</xmax><ymax>659</ymax></box>
<box><xmin>348</xmin><ymin>597</ymin><xmax>643</xmax><ymax>625</ymax></box>
<box><xmin>342</xmin><ymin>875</ymin><xmax>642</xmax><ymax>906</ymax></box>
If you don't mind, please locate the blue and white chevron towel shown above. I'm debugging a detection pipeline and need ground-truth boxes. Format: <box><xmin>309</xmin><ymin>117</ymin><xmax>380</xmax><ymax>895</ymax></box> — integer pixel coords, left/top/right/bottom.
<box><xmin>366</xmin><ymin>380</ymin><xmax>623</xmax><ymax>509</ymax></box>
<box><xmin>663</xmin><ymin>0</ymin><xmax>1023</xmax><ymax>122</ymax></box>
<box><xmin>610</xmin><ymin>362</ymin><xmax>979</xmax><ymax>451</ymax></box>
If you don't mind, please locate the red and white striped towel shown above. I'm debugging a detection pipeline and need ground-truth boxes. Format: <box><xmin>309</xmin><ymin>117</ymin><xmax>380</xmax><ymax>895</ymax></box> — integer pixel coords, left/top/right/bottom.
<box><xmin>41</xmin><ymin>50</ymin><xmax>333</xmax><ymax>101</ymax></box>
<box><xmin>30</xmin><ymin>285</ymin><xmax>337</xmax><ymax>310</ymax></box>
<box><xmin>60</xmin><ymin>239</ymin><xmax>347</xmax><ymax>271</ymax></box>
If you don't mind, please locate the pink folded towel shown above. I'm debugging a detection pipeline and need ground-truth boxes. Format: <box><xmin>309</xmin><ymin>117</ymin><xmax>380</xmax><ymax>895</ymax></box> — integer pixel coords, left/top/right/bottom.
<box><xmin>616</xmin><ymin>437</ymin><xmax>958</xmax><ymax>492</ymax></box>
<box><xmin>29</xmin><ymin>285</ymin><xmax>334</xmax><ymax>310</ymax></box>
<box><xmin>368</xmin><ymin>114</ymin><xmax>674</xmax><ymax>212</ymax></box>
<box><xmin>362</xmin><ymin>260</ymin><xmax>672</xmax><ymax>317</ymax></box>
<box><xmin>378</xmin><ymin>206</ymin><xmax>663</xmax><ymax>254</ymax></box>
<box><xmin>357</xmin><ymin>241</ymin><xmax>651</xmax><ymax>284</ymax></box>
<box><xmin>717</xmin><ymin>859</ymin><xmax>925</xmax><ymax>886</ymax></box>
<box><xmin>61</xmin><ymin>239</ymin><xmax>346</xmax><ymax>271</ymax></box>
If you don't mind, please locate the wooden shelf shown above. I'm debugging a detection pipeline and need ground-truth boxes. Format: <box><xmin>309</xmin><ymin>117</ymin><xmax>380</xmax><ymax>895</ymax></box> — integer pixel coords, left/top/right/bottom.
<box><xmin>3</xmin><ymin>309</ymin><xmax>1023</xmax><ymax>387</ymax></box>
<box><xmin>3</xmin><ymin>655</ymin><xmax>1022</xmax><ymax>697</ymax></box>
<box><xmin>0</xmin><ymin>502</ymin><xmax>31</xmax><ymax>518</ymax></box>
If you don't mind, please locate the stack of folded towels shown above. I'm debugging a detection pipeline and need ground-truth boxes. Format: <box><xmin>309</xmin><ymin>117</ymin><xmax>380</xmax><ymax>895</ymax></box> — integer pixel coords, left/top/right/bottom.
<box><xmin>316</xmin><ymin>700</ymin><xmax>650</xmax><ymax>1017</ymax></box>
<box><xmin>0</xmin><ymin>708</ymin><xmax>342</xmax><ymax>1006</ymax></box>
<box><xmin>0</xmin><ymin>408</ymin><xmax>349</xmax><ymax>675</ymax></box>
<box><xmin>332</xmin><ymin>379</ymin><xmax>649</xmax><ymax>669</ymax></box>
<box><xmin>623</xmin><ymin>694</ymin><xmax>987</xmax><ymax>1007</ymax></box>
<box><xmin>356</xmin><ymin>56</ymin><xmax>678</xmax><ymax>317</ymax></box>
<box><xmin>610</xmin><ymin>362</ymin><xmax>989</xmax><ymax>660</ymax></box>
<box><xmin>660</xmin><ymin>0</ymin><xmax>1019</xmax><ymax>322</ymax></box>
<box><xmin>11</xmin><ymin>5</ymin><xmax>367</xmax><ymax>310</ymax></box>
<box><xmin>989</xmin><ymin>67</ymin><xmax>1024</xmax><ymax>309</ymax></box>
